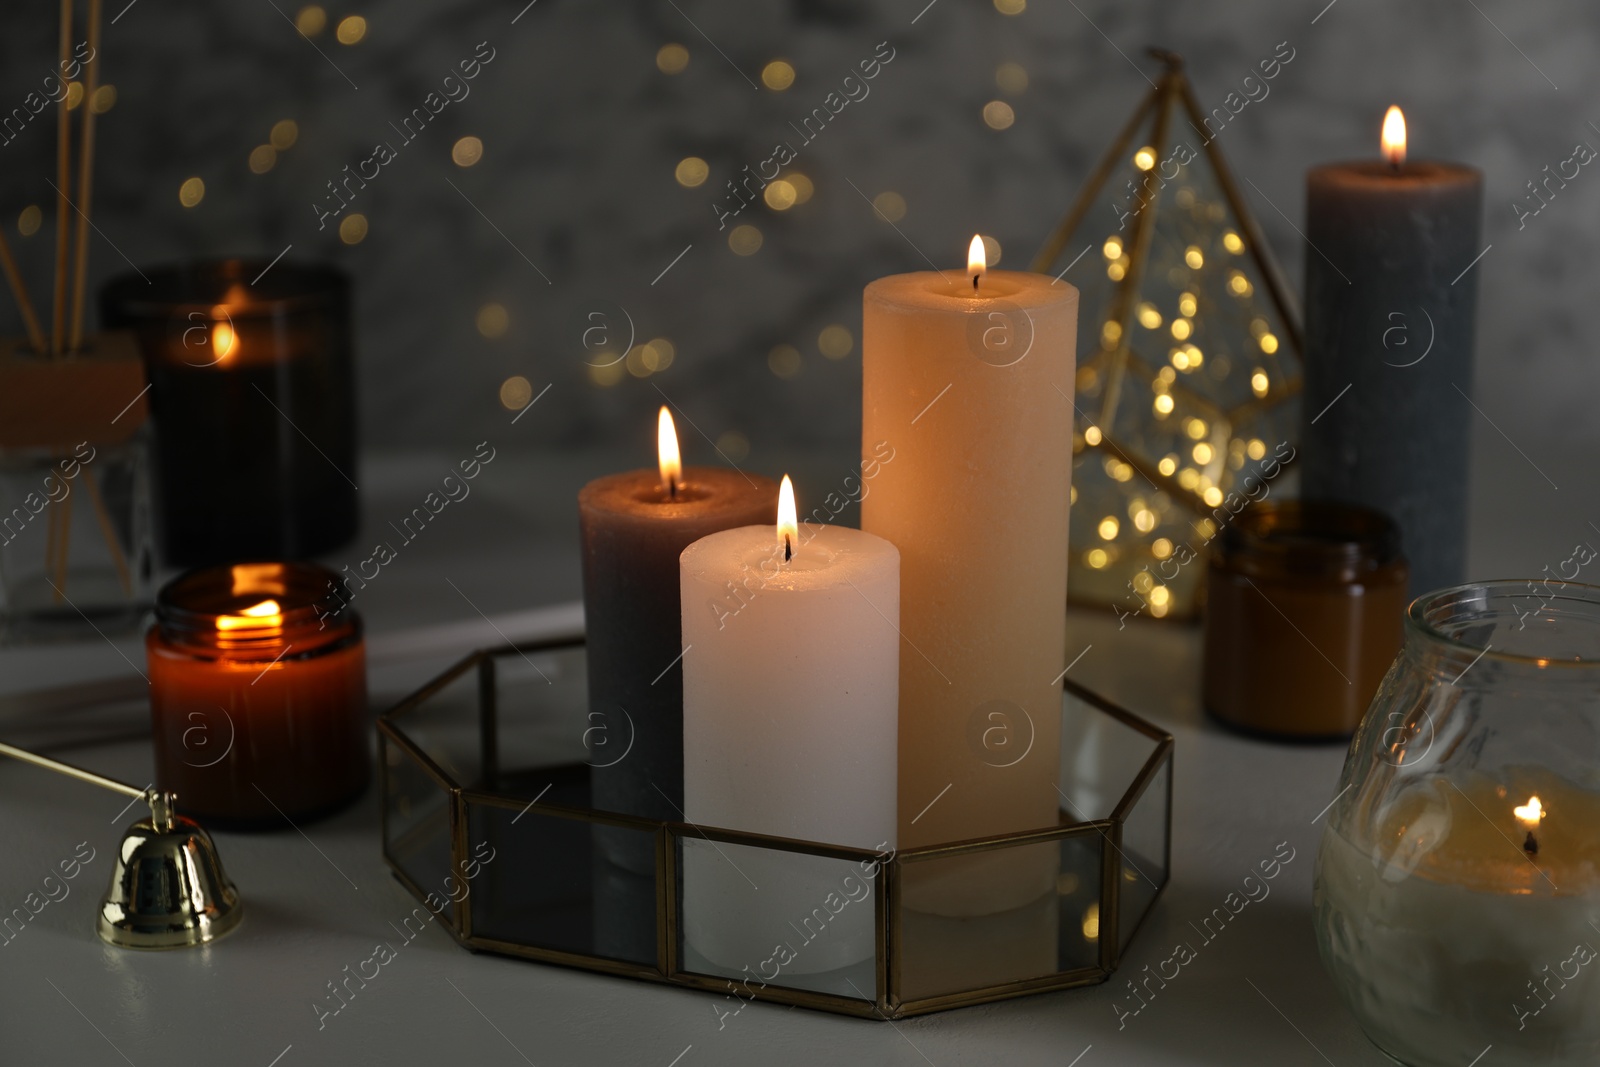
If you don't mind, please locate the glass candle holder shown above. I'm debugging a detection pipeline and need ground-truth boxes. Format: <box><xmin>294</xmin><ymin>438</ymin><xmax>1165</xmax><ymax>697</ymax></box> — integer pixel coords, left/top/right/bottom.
<box><xmin>147</xmin><ymin>562</ymin><xmax>368</xmax><ymax>828</ymax></box>
<box><xmin>1202</xmin><ymin>500</ymin><xmax>1407</xmax><ymax>738</ymax></box>
<box><xmin>1314</xmin><ymin>581</ymin><xmax>1600</xmax><ymax>1067</ymax></box>
<box><xmin>100</xmin><ymin>260</ymin><xmax>358</xmax><ymax>567</ymax></box>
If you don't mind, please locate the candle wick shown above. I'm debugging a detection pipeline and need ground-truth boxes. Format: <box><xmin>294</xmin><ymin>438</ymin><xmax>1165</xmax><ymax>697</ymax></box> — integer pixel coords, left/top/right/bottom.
<box><xmin>669</xmin><ymin>480</ymin><xmax>677</xmax><ymax>501</ymax></box>
<box><xmin>784</xmin><ymin>534</ymin><xmax>792</xmax><ymax>563</ymax></box>
<box><xmin>972</xmin><ymin>273</ymin><xmax>979</xmax><ymax>292</ymax></box>
<box><xmin>1524</xmin><ymin>829</ymin><xmax>1539</xmax><ymax>856</ymax></box>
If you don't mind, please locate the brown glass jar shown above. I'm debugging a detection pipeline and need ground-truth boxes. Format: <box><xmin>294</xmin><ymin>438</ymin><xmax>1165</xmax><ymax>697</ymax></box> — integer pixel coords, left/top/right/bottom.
<box><xmin>147</xmin><ymin>562</ymin><xmax>368</xmax><ymax>827</ymax></box>
<box><xmin>1202</xmin><ymin>501</ymin><xmax>1408</xmax><ymax>739</ymax></box>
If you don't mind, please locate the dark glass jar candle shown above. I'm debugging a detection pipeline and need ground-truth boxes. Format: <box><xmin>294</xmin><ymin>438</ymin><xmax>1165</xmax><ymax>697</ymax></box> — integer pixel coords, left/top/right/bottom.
<box><xmin>146</xmin><ymin>562</ymin><xmax>368</xmax><ymax>827</ymax></box>
<box><xmin>1202</xmin><ymin>501</ymin><xmax>1407</xmax><ymax>739</ymax></box>
<box><xmin>101</xmin><ymin>260</ymin><xmax>358</xmax><ymax>567</ymax></box>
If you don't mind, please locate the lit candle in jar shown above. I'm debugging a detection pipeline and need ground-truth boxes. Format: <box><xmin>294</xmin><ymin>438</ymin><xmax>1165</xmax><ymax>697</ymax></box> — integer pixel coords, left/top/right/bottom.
<box><xmin>146</xmin><ymin>562</ymin><xmax>368</xmax><ymax>827</ymax></box>
<box><xmin>1316</xmin><ymin>772</ymin><xmax>1600</xmax><ymax>1066</ymax></box>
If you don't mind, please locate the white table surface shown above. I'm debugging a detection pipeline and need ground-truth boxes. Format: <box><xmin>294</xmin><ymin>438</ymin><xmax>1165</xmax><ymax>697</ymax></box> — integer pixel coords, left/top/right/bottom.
<box><xmin>0</xmin><ymin>435</ymin><xmax>1586</xmax><ymax>1066</ymax></box>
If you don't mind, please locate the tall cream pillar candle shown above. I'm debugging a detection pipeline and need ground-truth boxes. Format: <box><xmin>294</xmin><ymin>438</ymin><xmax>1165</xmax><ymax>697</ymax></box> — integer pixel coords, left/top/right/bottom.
<box><xmin>862</xmin><ymin>239</ymin><xmax>1078</xmax><ymax>862</ymax></box>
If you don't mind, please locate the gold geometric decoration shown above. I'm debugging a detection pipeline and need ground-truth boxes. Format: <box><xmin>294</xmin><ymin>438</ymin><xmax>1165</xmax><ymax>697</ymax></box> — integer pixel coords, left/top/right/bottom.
<box><xmin>1033</xmin><ymin>49</ymin><xmax>1303</xmax><ymax>621</ymax></box>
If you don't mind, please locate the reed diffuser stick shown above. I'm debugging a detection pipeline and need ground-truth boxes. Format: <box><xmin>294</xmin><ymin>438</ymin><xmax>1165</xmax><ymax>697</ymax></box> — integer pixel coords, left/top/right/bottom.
<box><xmin>50</xmin><ymin>0</ymin><xmax>74</xmax><ymax>357</ymax></box>
<box><xmin>67</xmin><ymin>0</ymin><xmax>102</xmax><ymax>355</ymax></box>
<box><xmin>0</xmin><ymin>229</ymin><xmax>47</xmax><ymax>353</ymax></box>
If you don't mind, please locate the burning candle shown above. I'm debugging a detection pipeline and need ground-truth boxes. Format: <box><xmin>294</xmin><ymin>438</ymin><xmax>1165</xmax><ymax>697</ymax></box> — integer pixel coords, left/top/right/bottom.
<box><xmin>861</xmin><ymin>238</ymin><xmax>1078</xmax><ymax>864</ymax></box>
<box><xmin>1316</xmin><ymin>773</ymin><xmax>1600</xmax><ymax>1065</ymax></box>
<box><xmin>101</xmin><ymin>260</ymin><xmax>359</xmax><ymax>567</ymax></box>
<box><xmin>1302</xmin><ymin>107</ymin><xmax>1483</xmax><ymax>596</ymax></box>
<box><xmin>578</xmin><ymin>411</ymin><xmax>779</xmax><ymax>830</ymax></box>
<box><xmin>146</xmin><ymin>562</ymin><xmax>368</xmax><ymax>827</ymax></box>
<box><xmin>680</xmin><ymin>475</ymin><xmax>900</xmax><ymax>975</ymax></box>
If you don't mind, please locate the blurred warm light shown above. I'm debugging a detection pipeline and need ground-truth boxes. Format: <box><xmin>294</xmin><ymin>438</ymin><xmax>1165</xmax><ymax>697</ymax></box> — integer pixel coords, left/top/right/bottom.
<box><xmin>1229</xmin><ymin>272</ymin><xmax>1252</xmax><ymax>296</ymax></box>
<box><xmin>179</xmin><ymin>177</ymin><xmax>205</xmax><ymax>208</ymax></box>
<box><xmin>339</xmin><ymin>213</ymin><xmax>368</xmax><ymax>244</ymax></box>
<box><xmin>1133</xmin><ymin>146</ymin><xmax>1156</xmax><ymax>171</ymax></box>
<box><xmin>785</xmin><ymin>172</ymin><xmax>814</xmax><ymax>203</ymax></box>
<box><xmin>1179</xmin><ymin>292</ymin><xmax>1198</xmax><ymax>317</ymax></box>
<box><xmin>728</xmin><ymin>224</ymin><xmax>762</xmax><ymax>255</ymax></box>
<box><xmin>995</xmin><ymin>62</ymin><xmax>1028</xmax><ymax>94</ymax></box>
<box><xmin>656</xmin><ymin>43</ymin><xmax>689</xmax><ymax>74</ymax></box>
<box><xmin>872</xmin><ymin>190</ymin><xmax>906</xmax><ymax>222</ymax></box>
<box><xmin>768</xmin><ymin>344</ymin><xmax>802</xmax><ymax>379</ymax></box>
<box><xmin>717</xmin><ymin>429</ymin><xmax>750</xmax><ymax>463</ymax></box>
<box><xmin>249</xmin><ymin>145</ymin><xmax>277</xmax><ymax>174</ymax></box>
<box><xmin>1251</xmin><ymin>369</ymin><xmax>1270</xmax><ymax>397</ymax></box>
<box><xmin>1247</xmin><ymin>439</ymin><xmax>1267</xmax><ymax>460</ymax></box>
<box><xmin>336</xmin><ymin>15</ymin><xmax>367</xmax><ymax>44</ymax></box>
<box><xmin>1192</xmin><ymin>442</ymin><xmax>1213</xmax><ymax>465</ymax></box>
<box><xmin>1157</xmin><ymin>455</ymin><xmax>1177</xmax><ymax>476</ymax></box>
<box><xmin>982</xmin><ymin>100</ymin><xmax>1015</xmax><ymax>130</ymax></box>
<box><xmin>1153</xmin><ymin>538</ymin><xmax>1173</xmax><ymax>559</ymax></box>
<box><xmin>452</xmin><ymin>136</ymin><xmax>484</xmax><ymax>167</ymax></box>
<box><xmin>818</xmin><ymin>324</ymin><xmax>853</xmax><ymax>359</ymax></box>
<box><xmin>1085</xmin><ymin>548</ymin><xmax>1108</xmax><ymax>569</ymax></box>
<box><xmin>1223</xmin><ymin>230</ymin><xmax>1244</xmax><ymax>254</ymax></box>
<box><xmin>675</xmin><ymin>156</ymin><xmax>709</xmax><ymax>188</ymax></box>
<box><xmin>271</xmin><ymin>119</ymin><xmax>299</xmax><ymax>149</ymax></box>
<box><xmin>981</xmin><ymin>234</ymin><xmax>1002</xmax><ymax>267</ymax></box>
<box><xmin>1184</xmin><ymin>245</ymin><xmax>1204</xmax><ymax>269</ymax></box>
<box><xmin>588</xmin><ymin>361</ymin><xmax>625</xmax><ymax>388</ymax></box>
<box><xmin>1185</xmin><ymin>417</ymin><xmax>1208</xmax><ymax>440</ymax></box>
<box><xmin>1106</xmin><ymin>261</ymin><xmax>1126</xmax><ymax>281</ymax></box>
<box><xmin>1382</xmin><ymin>105</ymin><xmax>1406</xmax><ymax>166</ymax></box>
<box><xmin>1084</xmin><ymin>425</ymin><xmax>1102</xmax><ymax>446</ymax></box>
<box><xmin>761</xmin><ymin>60</ymin><xmax>795</xmax><ymax>91</ymax></box>
<box><xmin>658</xmin><ymin>407</ymin><xmax>683</xmax><ymax>495</ymax></box>
<box><xmin>646</xmin><ymin>337</ymin><xmax>676</xmax><ymax>371</ymax></box>
<box><xmin>17</xmin><ymin>205</ymin><xmax>41</xmax><ymax>237</ymax></box>
<box><xmin>1137</xmin><ymin>303</ymin><xmax>1162</xmax><ymax>329</ymax></box>
<box><xmin>1259</xmin><ymin>332</ymin><xmax>1280</xmax><ymax>354</ymax></box>
<box><xmin>477</xmin><ymin>303</ymin><xmax>509</xmax><ymax>339</ymax></box>
<box><xmin>765</xmin><ymin>180</ymin><xmax>798</xmax><ymax>211</ymax></box>
<box><xmin>295</xmin><ymin>5</ymin><xmax>327</xmax><ymax>35</ymax></box>
<box><xmin>1153</xmin><ymin>394</ymin><xmax>1174</xmax><ymax>416</ymax></box>
<box><xmin>1170</xmin><ymin>318</ymin><xmax>1192</xmax><ymax>341</ymax></box>
<box><xmin>626</xmin><ymin>345</ymin><xmax>657</xmax><ymax>378</ymax></box>
<box><xmin>994</xmin><ymin>0</ymin><xmax>1025</xmax><ymax>13</ymax></box>
<box><xmin>1081</xmin><ymin>903</ymin><xmax>1100</xmax><ymax>941</ymax></box>
<box><xmin>64</xmin><ymin>82</ymin><xmax>84</xmax><ymax>110</ymax></box>
<box><xmin>89</xmin><ymin>85</ymin><xmax>116</xmax><ymax>114</ymax></box>
<box><xmin>499</xmin><ymin>376</ymin><xmax>532</xmax><ymax>410</ymax></box>
<box><xmin>1098</xmin><ymin>516</ymin><xmax>1119</xmax><ymax>540</ymax></box>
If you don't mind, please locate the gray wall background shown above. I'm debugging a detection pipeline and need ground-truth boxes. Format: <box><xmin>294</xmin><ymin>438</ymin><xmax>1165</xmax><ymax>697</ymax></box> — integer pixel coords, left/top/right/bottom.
<box><xmin>0</xmin><ymin>0</ymin><xmax>1594</xmax><ymax>465</ymax></box>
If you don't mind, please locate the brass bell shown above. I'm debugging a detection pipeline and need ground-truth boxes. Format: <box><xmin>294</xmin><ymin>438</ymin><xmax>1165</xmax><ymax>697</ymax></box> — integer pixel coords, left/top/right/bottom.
<box><xmin>0</xmin><ymin>742</ymin><xmax>242</xmax><ymax>949</ymax></box>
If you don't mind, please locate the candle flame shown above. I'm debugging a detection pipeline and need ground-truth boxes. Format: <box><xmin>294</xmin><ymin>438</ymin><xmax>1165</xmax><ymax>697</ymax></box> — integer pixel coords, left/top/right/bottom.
<box><xmin>658</xmin><ymin>406</ymin><xmax>682</xmax><ymax>497</ymax></box>
<box><xmin>1381</xmin><ymin>105</ymin><xmax>1406</xmax><ymax>167</ymax></box>
<box><xmin>1514</xmin><ymin>796</ymin><xmax>1544</xmax><ymax>829</ymax></box>
<box><xmin>216</xmin><ymin>599</ymin><xmax>284</xmax><ymax>631</ymax></box>
<box><xmin>777</xmin><ymin>474</ymin><xmax>797</xmax><ymax>563</ymax></box>
<box><xmin>968</xmin><ymin>234</ymin><xmax>987</xmax><ymax>290</ymax></box>
<box><xmin>212</xmin><ymin>319</ymin><xmax>237</xmax><ymax>363</ymax></box>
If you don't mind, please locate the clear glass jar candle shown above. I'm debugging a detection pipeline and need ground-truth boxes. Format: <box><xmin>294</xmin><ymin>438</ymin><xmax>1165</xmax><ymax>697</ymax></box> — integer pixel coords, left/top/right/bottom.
<box><xmin>147</xmin><ymin>562</ymin><xmax>368</xmax><ymax>828</ymax></box>
<box><xmin>1314</xmin><ymin>580</ymin><xmax>1600</xmax><ymax>1066</ymax></box>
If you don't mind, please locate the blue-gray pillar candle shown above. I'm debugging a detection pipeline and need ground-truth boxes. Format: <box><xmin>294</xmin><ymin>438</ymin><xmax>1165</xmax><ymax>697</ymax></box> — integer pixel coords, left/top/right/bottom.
<box><xmin>578</xmin><ymin>430</ymin><xmax>778</xmax><ymax>844</ymax></box>
<box><xmin>1302</xmin><ymin>114</ymin><xmax>1482</xmax><ymax>597</ymax></box>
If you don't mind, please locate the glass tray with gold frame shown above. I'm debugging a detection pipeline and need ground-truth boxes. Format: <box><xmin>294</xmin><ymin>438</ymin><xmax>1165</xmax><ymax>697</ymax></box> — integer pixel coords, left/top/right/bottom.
<box><xmin>378</xmin><ymin>639</ymin><xmax>1173</xmax><ymax>1020</ymax></box>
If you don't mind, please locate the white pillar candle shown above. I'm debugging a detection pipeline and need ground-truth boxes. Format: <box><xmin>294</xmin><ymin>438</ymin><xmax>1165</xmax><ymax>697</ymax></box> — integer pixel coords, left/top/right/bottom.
<box><xmin>680</xmin><ymin>477</ymin><xmax>900</xmax><ymax>976</ymax></box>
<box><xmin>862</xmin><ymin>238</ymin><xmax>1077</xmax><ymax>912</ymax></box>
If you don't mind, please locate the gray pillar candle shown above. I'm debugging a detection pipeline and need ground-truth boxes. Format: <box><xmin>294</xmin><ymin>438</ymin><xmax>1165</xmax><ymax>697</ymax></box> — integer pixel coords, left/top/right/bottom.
<box><xmin>1302</xmin><ymin>110</ymin><xmax>1482</xmax><ymax>597</ymax></box>
<box><xmin>578</xmin><ymin>424</ymin><xmax>778</xmax><ymax>837</ymax></box>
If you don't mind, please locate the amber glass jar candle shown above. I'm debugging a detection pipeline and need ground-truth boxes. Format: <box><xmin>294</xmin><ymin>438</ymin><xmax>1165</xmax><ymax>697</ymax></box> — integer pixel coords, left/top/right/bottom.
<box><xmin>147</xmin><ymin>562</ymin><xmax>368</xmax><ymax>827</ymax></box>
<box><xmin>1202</xmin><ymin>501</ymin><xmax>1407</xmax><ymax>739</ymax></box>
